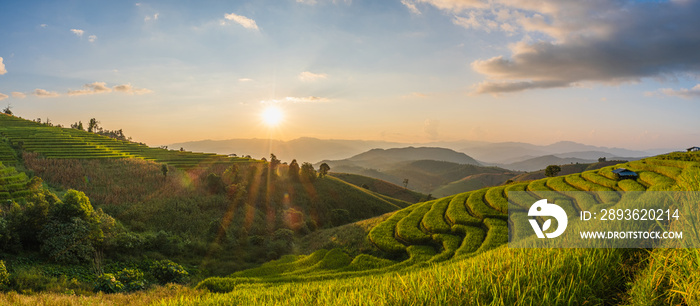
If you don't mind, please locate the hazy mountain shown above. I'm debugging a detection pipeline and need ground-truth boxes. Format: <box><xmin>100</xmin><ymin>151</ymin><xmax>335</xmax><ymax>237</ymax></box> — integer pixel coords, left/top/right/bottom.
<box><xmin>343</xmin><ymin>147</ymin><xmax>481</xmax><ymax>169</ymax></box>
<box><xmin>460</xmin><ymin>141</ymin><xmax>652</xmax><ymax>164</ymax></box>
<box><xmin>168</xmin><ymin>137</ymin><xmax>402</xmax><ymax>164</ymax></box>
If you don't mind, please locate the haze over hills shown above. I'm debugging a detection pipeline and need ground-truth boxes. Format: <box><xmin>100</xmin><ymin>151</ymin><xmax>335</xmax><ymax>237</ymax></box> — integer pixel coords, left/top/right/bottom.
<box><xmin>169</xmin><ymin>137</ymin><xmax>668</xmax><ymax>165</ymax></box>
<box><xmin>316</xmin><ymin>147</ymin><xmax>517</xmax><ymax>194</ymax></box>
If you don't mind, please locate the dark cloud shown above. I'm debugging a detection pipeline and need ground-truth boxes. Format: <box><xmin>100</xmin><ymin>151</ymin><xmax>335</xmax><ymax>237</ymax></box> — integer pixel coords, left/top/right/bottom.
<box><xmin>448</xmin><ymin>1</ymin><xmax>700</xmax><ymax>94</ymax></box>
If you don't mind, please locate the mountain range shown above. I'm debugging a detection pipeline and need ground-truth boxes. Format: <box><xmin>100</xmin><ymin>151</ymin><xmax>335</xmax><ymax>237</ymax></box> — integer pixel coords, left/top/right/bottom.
<box><xmin>169</xmin><ymin>137</ymin><xmax>668</xmax><ymax>165</ymax></box>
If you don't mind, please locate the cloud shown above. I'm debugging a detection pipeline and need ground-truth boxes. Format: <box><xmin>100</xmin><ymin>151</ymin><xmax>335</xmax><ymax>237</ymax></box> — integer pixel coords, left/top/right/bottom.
<box><xmin>224</xmin><ymin>13</ymin><xmax>259</xmax><ymax>31</ymax></box>
<box><xmin>113</xmin><ymin>83</ymin><xmax>152</xmax><ymax>95</ymax></box>
<box><xmin>413</xmin><ymin>0</ymin><xmax>488</xmax><ymax>12</ymax></box>
<box><xmin>0</xmin><ymin>93</ymin><xmax>7</xmax><ymax>101</ymax></box>
<box><xmin>145</xmin><ymin>13</ymin><xmax>159</xmax><ymax>21</ymax></box>
<box><xmin>0</xmin><ymin>57</ymin><xmax>6</xmax><ymax>75</ymax></box>
<box><xmin>34</xmin><ymin>89</ymin><xmax>60</xmax><ymax>98</ymax></box>
<box><xmin>651</xmin><ymin>84</ymin><xmax>700</xmax><ymax>99</ymax></box>
<box><xmin>40</xmin><ymin>24</ymin><xmax>47</xmax><ymax>28</ymax></box>
<box><xmin>401</xmin><ymin>0</ymin><xmax>422</xmax><ymax>15</ymax></box>
<box><xmin>67</xmin><ymin>82</ymin><xmax>113</xmax><ymax>96</ymax></box>
<box><xmin>423</xmin><ymin>119</ymin><xmax>439</xmax><ymax>140</ymax></box>
<box><xmin>238</xmin><ymin>78</ymin><xmax>253</xmax><ymax>82</ymax></box>
<box><xmin>88</xmin><ymin>35</ymin><xmax>97</xmax><ymax>43</ymax></box>
<box><xmin>296</xmin><ymin>0</ymin><xmax>317</xmax><ymax>4</ymax></box>
<box><xmin>11</xmin><ymin>92</ymin><xmax>26</xmax><ymax>98</ymax></box>
<box><xmin>70</xmin><ymin>29</ymin><xmax>84</xmax><ymax>37</ymax></box>
<box><xmin>419</xmin><ymin>0</ymin><xmax>700</xmax><ymax>94</ymax></box>
<box><xmin>283</xmin><ymin>96</ymin><xmax>330</xmax><ymax>103</ymax></box>
<box><xmin>298</xmin><ymin>71</ymin><xmax>328</xmax><ymax>82</ymax></box>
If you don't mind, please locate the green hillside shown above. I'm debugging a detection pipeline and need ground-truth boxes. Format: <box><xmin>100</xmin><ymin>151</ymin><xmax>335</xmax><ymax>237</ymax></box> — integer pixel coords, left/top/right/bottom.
<box><xmin>186</xmin><ymin>151</ymin><xmax>700</xmax><ymax>305</ymax></box>
<box><xmin>0</xmin><ymin>114</ymin><xmax>253</xmax><ymax>169</ymax></box>
<box><xmin>0</xmin><ymin>115</ymin><xmax>412</xmax><ymax>288</ymax></box>
<box><xmin>329</xmin><ymin>172</ymin><xmax>430</xmax><ymax>203</ymax></box>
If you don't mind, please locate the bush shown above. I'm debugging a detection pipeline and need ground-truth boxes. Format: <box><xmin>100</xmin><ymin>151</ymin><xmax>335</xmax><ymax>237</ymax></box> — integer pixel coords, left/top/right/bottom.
<box><xmin>94</xmin><ymin>273</ymin><xmax>124</xmax><ymax>293</ymax></box>
<box><xmin>116</xmin><ymin>268</ymin><xmax>146</xmax><ymax>292</ymax></box>
<box><xmin>0</xmin><ymin>260</ymin><xmax>9</xmax><ymax>290</ymax></box>
<box><xmin>150</xmin><ymin>259</ymin><xmax>188</xmax><ymax>285</ymax></box>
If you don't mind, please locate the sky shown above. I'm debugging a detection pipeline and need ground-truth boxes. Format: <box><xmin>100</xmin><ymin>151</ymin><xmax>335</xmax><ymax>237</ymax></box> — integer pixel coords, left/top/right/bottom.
<box><xmin>0</xmin><ymin>0</ymin><xmax>699</xmax><ymax>150</ymax></box>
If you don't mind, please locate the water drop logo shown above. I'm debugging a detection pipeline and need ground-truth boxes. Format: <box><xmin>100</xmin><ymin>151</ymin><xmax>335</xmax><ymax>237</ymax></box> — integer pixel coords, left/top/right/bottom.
<box><xmin>528</xmin><ymin>199</ymin><xmax>568</xmax><ymax>238</ymax></box>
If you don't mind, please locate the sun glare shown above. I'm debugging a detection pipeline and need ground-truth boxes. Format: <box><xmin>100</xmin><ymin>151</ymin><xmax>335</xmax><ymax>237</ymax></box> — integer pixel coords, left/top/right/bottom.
<box><xmin>261</xmin><ymin>106</ymin><xmax>284</xmax><ymax>127</ymax></box>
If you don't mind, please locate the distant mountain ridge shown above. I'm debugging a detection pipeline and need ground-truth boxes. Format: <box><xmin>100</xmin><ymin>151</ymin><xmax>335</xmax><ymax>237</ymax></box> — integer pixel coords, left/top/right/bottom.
<box><xmin>168</xmin><ymin>137</ymin><xmax>671</xmax><ymax>165</ymax></box>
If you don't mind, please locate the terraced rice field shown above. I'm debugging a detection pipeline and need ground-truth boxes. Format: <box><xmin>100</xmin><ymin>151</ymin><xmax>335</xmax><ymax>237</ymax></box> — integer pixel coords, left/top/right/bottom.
<box><xmin>197</xmin><ymin>151</ymin><xmax>700</xmax><ymax>292</ymax></box>
<box><xmin>0</xmin><ymin>114</ymin><xmax>254</xmax><ymax>169</ymax></box>
<box><xmin>0</xmin><ymin>162</ymin><xmax>31</xmax><ymax>200</ymax></box>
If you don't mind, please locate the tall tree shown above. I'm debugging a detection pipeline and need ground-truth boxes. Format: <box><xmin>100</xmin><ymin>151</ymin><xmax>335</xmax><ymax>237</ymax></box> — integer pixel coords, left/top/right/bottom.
<box><xmin>300</xmin><ymin>162</ymin><xmax>317</xmax><ymax>183</ymax></box>
<box><xmin>545</xmin><ymin>165</ymin><xmax>562</xmax><ymax>177</ymax></box>
<box><xmin>288</xmin><ymin>159</ymin><xmax>300</xmax><ymax>181</ymax></box>
<box><xmin>319</xmin><ymin>163</ymin><xmax>330</xmax><ymax>178</ymax></box>
<box><xmin>88</xmin><ymin>118</ymin><xmax>100</xmax><ymax>133</ymax></box>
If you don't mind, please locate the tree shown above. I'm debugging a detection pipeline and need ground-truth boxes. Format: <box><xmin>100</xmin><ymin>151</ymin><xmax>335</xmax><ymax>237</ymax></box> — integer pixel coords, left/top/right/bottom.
<box><xmin>71</xmin><ymin>121</ymin><xmax>84</xmax><ymax>130</ymax></box>
<box><xmin>2</xmin><ymin>104</ymin><xmax>12</xmax><ymax>116</ymax></box>
<box><xmin>88</xmin><ymin>118</ymin><xmax>100</xmax><ymax>133</ymax></box>
<box><xmin>403</xmin><ymin>178</ymin><xmax>409</xmax><ymax>189</ymax></box>
<box><xmin>161</xmin><ymin>164</ymin><xmax>169</xmax><ymax>181</ymax></box>
<box><xmin>269</xmin><ymin>153</ymin><xmax>281</xmax><ymax>176</ymax></box>
<box><xmin>319</xmin><ymin>163</ymin><xmax>330</xmax><ymax>178</ymax></box>
<box><xmin>288</xmin><ymin>159</ymin><xmax>300</xmax><ymax>181</ymax></box>
<box><xmin>300</xmin><ymin>162</ymin><xmax>317</xmax><ymax>183</ymax></box>
<box><xmin>598</xmin><ymin>157</ymin><xmax>606</xmax><ymax>162</ymax></box>
<box><xmin>545</xmin><ymin>165</ymin><xmax>562</xmax><ymax>177</ymax></box>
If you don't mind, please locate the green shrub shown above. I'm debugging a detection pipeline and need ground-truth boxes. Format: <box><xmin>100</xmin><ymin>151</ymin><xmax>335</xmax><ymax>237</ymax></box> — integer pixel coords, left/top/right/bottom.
<box><xmin>116</xmin><ymin>268</ymin><xmax>146</xmax><ymax>292</ymax></box>
<box><xmin>93</xmin><ymin>273</ymin><xmax>124</xmax><ymax>293</ymax></box>
<box><xmin>150</xmin><ymin>259</ymin><xmax>189</xmax><ymax>285</ymax></box>
<box><xmin>0</xmin><ymin>260</ymin><xmax>9</xmax><ymax>290</ymax></box>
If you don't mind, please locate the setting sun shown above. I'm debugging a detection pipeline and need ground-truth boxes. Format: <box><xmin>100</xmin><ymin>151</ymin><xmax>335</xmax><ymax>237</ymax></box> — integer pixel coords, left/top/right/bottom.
<box><xmin>261</xmin><ymin>106</ymin><xmax>284</xmax><ymax>127</ymax></box>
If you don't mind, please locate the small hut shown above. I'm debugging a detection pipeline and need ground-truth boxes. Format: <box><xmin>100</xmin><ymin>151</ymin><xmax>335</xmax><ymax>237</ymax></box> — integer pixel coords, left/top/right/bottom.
<box><xmin>612</xmin><ymin>168</ymin><xmax>638</xmax><ymax>180</ymax></box>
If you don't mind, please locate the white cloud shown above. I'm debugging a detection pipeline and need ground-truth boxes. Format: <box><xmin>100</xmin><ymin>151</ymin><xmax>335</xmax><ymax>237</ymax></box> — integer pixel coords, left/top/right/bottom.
<box><xmin>284</xmin><ymin>96</ymin><xmax>330</xmax><ymax>103</ymax></box>
<box><xmin>0</xmin><ymin>57</ymin><xmax>6</xmax><ymax>75</ymax></box>
<box><xmin>145</xmin><ymin>13</ymin><xmax>159</xmax><ymax>22</ymax></box>
<box><xmin>68</xmin><ymin>82</ymin><xmax>113</xmax><ymax>96</ymax></box>
<box><xmin>651</xmin><ymin>84</ymin><xmax>700</xmax><ymax>99</ymax></box>
<box><xmin>238</xmin><ymin>78</ymin><xmax>253</xmax><ymax>82</ymax></box>
<box><xmin>401</xmin><ymin>0</ymin><xmax>422</xmax><ymax>15</ymax></box>
<box><xmin>224</xmin><ymin>13</ymin><xmax>259</xmax><ymax>31</ymax></box>
<box><xmin>296</xmin><ymin>0</ymin><xmax>318</xmax><ymax>4</ymax></box>
<box><xmin>298</xmin><ymin>71</ymin><xmax>328</xmax><ymax>82</ymax></box>
<box><xmin>70</xmin><ymin>29</ymin><xmax>84</xmax><ymax>37</ymax></box>
<box><xmin>88</xmin><ymin>35</ymin><xmax>97</xmax><ymax>43</ymax></box>
<box><xmin>11</xmin><ymin>92</ymin><xmax>26</xmax><ymax>98</ymax></box>
<box><xmin>113</xmin><ymin>83</ymin><xmax>152</xmax><ymax>95</ymax></box>
<box><xmin>414</xmin><ymin>0</ymin><xmax>487</xmax><ymax>12</ymax></box>
<box><xmin>423</xmin><ymin>119</ymin><xmax>440</xmax><ymax>140</ymax></box>
<box><xmin>0</xmin><ymin>93</ymin><xmax>8</xmax><ymax>101</ymax></box>
<box><xmin>34</xmin><ymin>89</ymin><xmax>60</xmax><ymax>98</ymax></box>
<box><xmin>40</xmin><ymin>24</ymin><xmax>47</xmax><ymax>28</ymax></box>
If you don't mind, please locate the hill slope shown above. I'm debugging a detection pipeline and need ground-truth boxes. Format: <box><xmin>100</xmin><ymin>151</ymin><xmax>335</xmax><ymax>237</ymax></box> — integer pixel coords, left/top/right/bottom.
<box><xmin>193</xmin><ymin>151</ymin><xmax>700</xmax><ymax>304</ymax></box>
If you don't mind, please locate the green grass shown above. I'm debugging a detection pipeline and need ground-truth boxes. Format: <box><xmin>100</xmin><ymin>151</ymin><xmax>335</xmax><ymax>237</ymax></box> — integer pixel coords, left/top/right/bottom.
<box><xmin>420</xmin><ymin>196</ymin><xmax>453</xmax><ymax>234</ymax></box>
